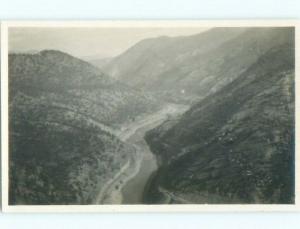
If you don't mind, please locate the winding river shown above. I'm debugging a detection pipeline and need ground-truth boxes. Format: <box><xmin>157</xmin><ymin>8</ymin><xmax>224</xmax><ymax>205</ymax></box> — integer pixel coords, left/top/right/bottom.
<box><xmin>121</xmin><ymin>104</ymin><xmax>188</xmax><ymax>204</ymax></box>
<box><xmin>121</xmin><ymin>119</ymin><xmax>162</xmax><ymax>203</ymax></box>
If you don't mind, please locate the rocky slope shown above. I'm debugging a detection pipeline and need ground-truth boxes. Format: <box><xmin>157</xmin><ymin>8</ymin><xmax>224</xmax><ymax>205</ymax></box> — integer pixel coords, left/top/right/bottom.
<box><xmin>144</xmin><ymin>39</ymin><xmax>295</xmax><ymax>204</ymax></box>
<box><xmin>8</xmin><ymin>50</ymin><xmax>157</xmax><ymax>204</ymax></box>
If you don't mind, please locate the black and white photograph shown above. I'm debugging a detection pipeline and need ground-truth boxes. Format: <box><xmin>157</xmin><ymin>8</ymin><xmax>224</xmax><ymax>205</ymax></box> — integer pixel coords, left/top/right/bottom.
<box><xmin>1</xmin><ymin>21</ymin><xmax>299</xmax><ymax>212</ymax></box>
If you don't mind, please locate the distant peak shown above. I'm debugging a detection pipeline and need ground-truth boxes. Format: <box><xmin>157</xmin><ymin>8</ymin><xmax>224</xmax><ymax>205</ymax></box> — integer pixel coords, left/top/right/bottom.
<box><xmin>39</xmin><ymin>49</ymin><xmax>72</xmax><ymax>57</ymax></box>
<box><xmin>38</xmin><ymin>50</ymin><xmax>87</xmax><ymax>63</ymax></box>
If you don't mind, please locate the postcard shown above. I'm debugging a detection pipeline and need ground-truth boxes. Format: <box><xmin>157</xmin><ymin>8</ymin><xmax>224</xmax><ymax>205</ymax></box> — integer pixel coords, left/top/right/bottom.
<box><xmin>1</xmin><ymin>20</ymin><xmax>299</xmax><ymax>212</ymax></box>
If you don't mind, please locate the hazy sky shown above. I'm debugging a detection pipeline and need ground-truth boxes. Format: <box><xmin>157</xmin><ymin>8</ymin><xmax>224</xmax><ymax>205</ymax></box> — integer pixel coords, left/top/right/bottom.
<box><xmin>9</xmin><ymin>27</ymin><xmax>210</xmax><ymax>59</ymax></box>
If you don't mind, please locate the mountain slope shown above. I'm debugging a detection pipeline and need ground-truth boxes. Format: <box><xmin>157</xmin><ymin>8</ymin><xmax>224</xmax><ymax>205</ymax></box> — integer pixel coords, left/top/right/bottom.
<box><xmin>9</xmin><ymin>96</ymin><xmax>133</xmax><ymax>204</ymax></box>
<box><xmin>105</xmin><ymin>28</ymin><xmax>294</xmax><ymax>104</ymax></box>
<box><xmin>144</xmin><ymin>41</ymin><xmax>295</xmax><ymax>204</ymax></box>
<box><xmin>8</xmin><ymin>50</ymin><xmax>157</xmax><ymax>204</ymax></box>
<box><xmin>105</xmin><ymin>28</ymin><xmax>246</xmax><ymax>81</ymax></box>
<box><xmin>9</xmin><ymin>50</ymin><xmax>158</xmax><ymax>127</ymax></box>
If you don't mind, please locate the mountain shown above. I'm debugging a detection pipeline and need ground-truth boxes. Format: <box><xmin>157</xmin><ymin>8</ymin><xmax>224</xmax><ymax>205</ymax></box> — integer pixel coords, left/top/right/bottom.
<box><xmin>105</xmin><ymin>28</ymin><xmax>294</xmax><ymax>104</ymax></box>
<box><xmin>144</xmin><ymin>38</ymin><xmax>295</xmax><ymax>204</ymax></box>
<box><xmin>104</xmin><ymin>28</ymin><xmax>246</xmax><ymax>81</ymax></box>
<box><xmin>9</xmin><ymin>50</ymin><xmax>158</xmax><ymax>204</ymax></box>
<box><xmin>9</xmin><ymin>50</ymin><xmax>158</xmax><ymax>127</ymax></box>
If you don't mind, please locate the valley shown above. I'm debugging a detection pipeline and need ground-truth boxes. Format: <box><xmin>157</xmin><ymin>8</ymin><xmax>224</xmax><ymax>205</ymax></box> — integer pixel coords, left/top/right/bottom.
<box><xmin>8</xmin><ymin>26</ymin><xmax>295</xmax><ymax>205</ymax></box>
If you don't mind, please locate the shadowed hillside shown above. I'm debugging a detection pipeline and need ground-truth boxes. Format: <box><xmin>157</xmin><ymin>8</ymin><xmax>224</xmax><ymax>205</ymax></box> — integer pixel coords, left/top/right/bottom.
<box><xmin>145</xmin><ymin>39</ymin><xmax>295</xmax><ymax>204</ymax></box>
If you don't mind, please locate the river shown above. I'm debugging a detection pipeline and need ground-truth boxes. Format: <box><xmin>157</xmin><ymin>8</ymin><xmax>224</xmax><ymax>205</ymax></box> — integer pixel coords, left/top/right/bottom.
<box><xmin>121</xmin><ymin>119</ymin><xmax>162</xmax><ymax>203</ymax></box>
<box><xmin>121</xmin><ymin>104</ymin><xmax>188</xmax><ymax>204</ymax></box>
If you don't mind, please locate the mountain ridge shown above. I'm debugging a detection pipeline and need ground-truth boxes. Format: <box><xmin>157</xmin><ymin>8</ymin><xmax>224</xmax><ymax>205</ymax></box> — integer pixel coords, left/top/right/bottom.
<box><xmin>104</xmin><ymin>27</ymin><xmax>294</xmax><ymax>104</ymax></box>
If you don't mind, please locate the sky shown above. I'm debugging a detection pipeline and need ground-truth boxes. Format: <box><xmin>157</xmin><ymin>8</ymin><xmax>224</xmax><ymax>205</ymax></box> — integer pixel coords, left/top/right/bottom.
<box><xmin>8</xmin><ymin>27</ymin><xmax>210</xmax><ymax>59</ymax></box>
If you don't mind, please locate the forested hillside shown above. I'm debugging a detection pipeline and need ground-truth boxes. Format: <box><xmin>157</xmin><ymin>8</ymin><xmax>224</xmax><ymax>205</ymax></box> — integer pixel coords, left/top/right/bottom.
<box><xmin>145</xmin><ymin>39</ymin><xmax>295</xmax><ymax>204</ymax></box>
<box><xmin>9</xmin><ymin>50</ymin><xmax>157</xmax><ymax>204</ymax></box>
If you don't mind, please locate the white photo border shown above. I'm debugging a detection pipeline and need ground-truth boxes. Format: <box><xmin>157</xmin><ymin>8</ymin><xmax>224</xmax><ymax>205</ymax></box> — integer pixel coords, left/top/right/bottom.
<box><xmin>1</xmin><ymin>20</ymin><xmax>300</xmax><ymax>213</ymax></box>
